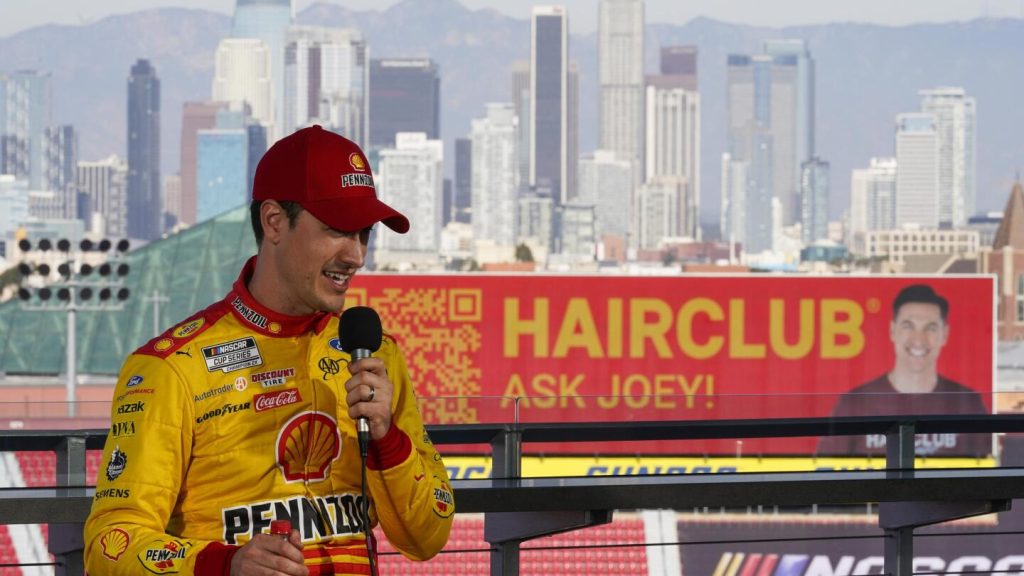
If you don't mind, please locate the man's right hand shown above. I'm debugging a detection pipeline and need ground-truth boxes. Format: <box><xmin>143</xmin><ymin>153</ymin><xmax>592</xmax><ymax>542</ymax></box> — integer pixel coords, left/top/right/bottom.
<box><xmin>230</xmin><ymin>530</ymin><xmax>308</xmax><ymax>575</ymax></box>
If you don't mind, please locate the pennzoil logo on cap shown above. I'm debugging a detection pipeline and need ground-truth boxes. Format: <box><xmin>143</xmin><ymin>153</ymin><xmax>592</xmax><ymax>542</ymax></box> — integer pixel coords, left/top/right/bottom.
<box><xmin>349</xmin><ymin>153</ymin><xmax>367</xmax><ymax>172</ymax></box>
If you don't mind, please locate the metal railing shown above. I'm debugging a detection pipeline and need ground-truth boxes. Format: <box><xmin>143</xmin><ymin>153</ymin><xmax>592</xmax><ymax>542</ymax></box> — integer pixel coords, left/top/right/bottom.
<box><xmin>2</xmin><ymin>415</ymin><xmax>1024</xmax><ymax>575</ymax></box>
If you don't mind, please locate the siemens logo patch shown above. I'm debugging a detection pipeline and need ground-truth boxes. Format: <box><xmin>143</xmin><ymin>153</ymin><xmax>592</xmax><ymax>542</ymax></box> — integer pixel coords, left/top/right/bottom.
<box><xmin>202</xmin><ymin>337</ymin><xmax>263</xmax><ymax>373</ymax></box>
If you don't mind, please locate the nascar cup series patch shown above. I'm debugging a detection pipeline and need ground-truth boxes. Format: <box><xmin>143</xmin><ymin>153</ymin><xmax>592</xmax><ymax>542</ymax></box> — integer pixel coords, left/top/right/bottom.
<box><xmin>202</xmin><ymin>337</ymin><xmax>263</xmax><ymax>373</ymax></box>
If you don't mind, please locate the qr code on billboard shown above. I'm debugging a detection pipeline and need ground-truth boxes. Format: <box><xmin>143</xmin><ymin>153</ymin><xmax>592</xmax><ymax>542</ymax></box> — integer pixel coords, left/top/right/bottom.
<box><xmin>368</xmin><ymin>288</ymin><xmax>482</xmax><ymax>424</ymax></box>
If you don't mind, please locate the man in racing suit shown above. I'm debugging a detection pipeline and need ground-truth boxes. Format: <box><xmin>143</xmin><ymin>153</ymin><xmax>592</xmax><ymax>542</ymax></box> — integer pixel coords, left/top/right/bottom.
<box><xmin>84</xmin><ymin>125</ymin><xmax>454</xmax><ymax>575</ymax></box>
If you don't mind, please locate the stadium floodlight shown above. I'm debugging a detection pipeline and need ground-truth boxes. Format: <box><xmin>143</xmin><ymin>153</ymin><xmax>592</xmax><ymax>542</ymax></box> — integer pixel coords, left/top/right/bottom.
<box><xmin>79</xmin><ymin>287</ymin><xmax>93</xmax><ymax>301</ymax></box>
<box><xmin>80</xmin><ymin>239</ymin><xmax>93</xmax><ymax>252</ymax></box>
<box><xmin>18</xmin><ymin>239</ymin><xmax>31</xmax><ymax>252</ymax></box>
<box><xmin>57</xmin><ymin>288</ymin><xmax>71</xmax><ymax>301</ymax></box>
<box><xmin>80</xmin><ymin>263</ymin><xmax>93</xmax><ymax>276</ymax></box>
<box><xmin>99</xmin><ymin>288</ymin><xmax>112</xmax><ymax>301</ymax></box>
<box><xmin>38</xmin><ymin>239</ymin><xmax>52</xmax><ymax>251</ymax></box>
<box><xmin>117</xmin><ymin>288</ymin><xmax>130</xmax><ymax>301</ymax></box>
<box><xmin>17</xmin><ymin>288</ymin><xmax>31</xmax><ymax>301</ymax></box>
<box><xmin>98</xmin><ymin>239</ymin><xmax>112</xmax><ymax>252</ymax></box>
<box><xmin>37</xmin><ymin>264</ymin><xmax>51</xmax><ymax>277</ymax></box>
<box><xmin>98</xmin><ymin>263</ymin><xmax>112</xmax><ymax>277</ymax></box>
<box><xmin>58</xmin><ymin>263</ymin><xmax>71</xmax><ymax>277</ymax></box>
<box><xmin>57</xmin><ymin>239</ymin><xmax>71</xmax><ymax>252</ymax></box>
<box><xmin>116</xmin><ymin>263</ymin><xmax>130</xmax><ymax>277</ymax></box>
<box><xmin>38</xmin><ymin>287</ymin><xmax>52</xmax><ymax>301</ymax></box>
<box><xmin>116</xmin><ymin>239</ymin><xmax>130</xmax><ymax>253</ymax></box>
<box><xmin>18</xmin><ymin>263</ymin><xmax>31</xmax><ymax>276</ymax></box>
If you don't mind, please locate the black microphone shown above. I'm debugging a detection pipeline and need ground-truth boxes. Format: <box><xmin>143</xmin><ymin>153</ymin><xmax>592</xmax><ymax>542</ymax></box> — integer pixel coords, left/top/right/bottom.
<box><xmin>338</xmin><ymin>306</ymin><xmax>383</xmax><ymax>458</ymax></box>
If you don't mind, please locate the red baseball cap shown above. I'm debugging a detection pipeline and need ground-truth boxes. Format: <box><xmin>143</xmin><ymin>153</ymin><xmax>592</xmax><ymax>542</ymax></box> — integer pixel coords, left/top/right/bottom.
<box><xmin>252</xmin><ymin>125</ymin><xmax>409</xmax><ymax>234</ymax></box>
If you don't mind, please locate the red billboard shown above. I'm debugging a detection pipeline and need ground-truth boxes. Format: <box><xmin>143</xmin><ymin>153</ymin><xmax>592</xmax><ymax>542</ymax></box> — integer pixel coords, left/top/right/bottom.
<box><xmin>345</xmin><ymin>274</ymin><xmax>994</xmax><ymax>454</ymax></box>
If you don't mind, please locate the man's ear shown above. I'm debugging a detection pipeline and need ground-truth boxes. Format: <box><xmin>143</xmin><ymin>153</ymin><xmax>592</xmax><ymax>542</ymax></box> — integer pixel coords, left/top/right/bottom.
<box><xmin>260</xmin><ymin>200</ymin><xmax>286</xmax><ymax>245</ymax></box>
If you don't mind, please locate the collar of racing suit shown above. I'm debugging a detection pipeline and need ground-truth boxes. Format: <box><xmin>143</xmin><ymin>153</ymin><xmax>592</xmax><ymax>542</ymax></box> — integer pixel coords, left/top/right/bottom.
<box><xmin>229</xmin><ymin>256</ymin><xmax>335</xmax><ymax>337</ymax></box>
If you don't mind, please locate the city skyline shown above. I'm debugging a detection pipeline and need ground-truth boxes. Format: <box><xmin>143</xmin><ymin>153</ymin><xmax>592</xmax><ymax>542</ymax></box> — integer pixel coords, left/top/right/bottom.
<box><xmin>3</xmin><ymin>0</ymin><xmax>1024</xmax><ymax>38</ymax></box>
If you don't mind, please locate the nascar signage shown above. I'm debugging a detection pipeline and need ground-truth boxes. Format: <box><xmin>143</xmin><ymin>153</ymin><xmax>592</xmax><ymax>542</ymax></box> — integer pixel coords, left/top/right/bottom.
<box><xmin>346</xmin><ymin>274</ymin><xmax>995</xmax><ymax>454</ymax></box>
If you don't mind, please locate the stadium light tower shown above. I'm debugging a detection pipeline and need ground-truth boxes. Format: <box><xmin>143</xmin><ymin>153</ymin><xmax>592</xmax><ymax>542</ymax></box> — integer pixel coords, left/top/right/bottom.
<box><xmin>17</xmin><ymin>237</ymin><xmax>131</xmax><ymax>417</ymax></box>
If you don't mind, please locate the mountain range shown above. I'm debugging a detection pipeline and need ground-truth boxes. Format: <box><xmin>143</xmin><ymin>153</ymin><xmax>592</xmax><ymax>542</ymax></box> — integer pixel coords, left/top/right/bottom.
<box><xmin>1</xmin><ymin>0</ymin><xmax>1022</xmax><ymax>227</ymax></box>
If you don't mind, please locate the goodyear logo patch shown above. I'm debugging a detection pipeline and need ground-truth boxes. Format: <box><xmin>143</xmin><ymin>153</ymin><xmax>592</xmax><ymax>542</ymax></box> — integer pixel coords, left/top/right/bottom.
<box><xmin>172</xmin><ymin>318</ymin><xmax>204</xmax><ymax>339</ymax></box>
<box><xmin>202</xmin><ymin>337</ymin><xmax>263</xmax><ymax>373</ymax></box>
<box><xmin>431</xmin><ymin>476</ymin><xmax>454</xmax><ymax>518</ymax></box>
<box><xmin>101</xmin><ymin>528</ymin><xmax>130</xmax><ymax>561</ymax></box>
<box><xmin>138</xmin><ymin>539</ymin><xmax>190</xmax><ymax>574</ymax></box>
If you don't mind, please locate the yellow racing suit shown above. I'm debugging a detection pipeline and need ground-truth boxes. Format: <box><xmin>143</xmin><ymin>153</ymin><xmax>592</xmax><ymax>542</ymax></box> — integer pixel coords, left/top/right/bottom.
<box><xmin>84</xmin><ymin>257</ymin><xmax>454</xmax><ymax>575</ymax></box>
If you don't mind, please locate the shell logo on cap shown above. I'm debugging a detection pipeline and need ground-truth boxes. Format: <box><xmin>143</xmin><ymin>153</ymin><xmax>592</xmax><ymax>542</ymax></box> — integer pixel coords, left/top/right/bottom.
<box><xmin>101</xmin><ymin>528</ymin><xmax>130</xmax><ymax>561</ymax></box>
<box><xmin>276</xmin><ymin>411</ymin><xmax>341</xmax><ymax>483</ymax></box>
<box><xmin>349</xmin><ymin>153</ymin><xmax>367</xmax><ymax>172</ymax></box>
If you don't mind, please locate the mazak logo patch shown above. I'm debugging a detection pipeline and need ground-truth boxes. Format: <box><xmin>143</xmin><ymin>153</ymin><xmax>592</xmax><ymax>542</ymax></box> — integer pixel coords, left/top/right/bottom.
<box><xmin>202</xmin><ymin>337</ymin><xmax>263</xmax><ymax>373</ymax></box>
<box><xmin>117</xmin><ymin>401</ymin><xmax>145</xmax><ymax>414</ymax></box>
<box><xmin>252</xmin><ymin>367</ymin><xmax>295</xmax><ymax>388</ymax></box>
<box><xmin>138</xmin><ymin>540</ymin><xmax>190</xmax><ymax>574</ymax></box>
<box><xmin>231</xmin><ymin>297</ymin><xmax>268</xmax><ymax>329</ymax></box>
<box><xmin>106</xmin><ymin>446</ymin><xmax>127</xmax><ymax>481</ymax></box>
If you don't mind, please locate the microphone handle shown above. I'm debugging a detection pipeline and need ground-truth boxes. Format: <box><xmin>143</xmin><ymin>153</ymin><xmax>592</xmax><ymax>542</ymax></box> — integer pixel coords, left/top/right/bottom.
<box><xmin>351</xmin><ymin>348</ymin><xmax>372</xmax><ymax>455</ymax></box>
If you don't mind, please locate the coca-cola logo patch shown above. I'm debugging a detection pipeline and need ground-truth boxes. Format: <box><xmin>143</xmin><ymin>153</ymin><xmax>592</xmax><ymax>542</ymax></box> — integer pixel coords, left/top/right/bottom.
<box><xmin>253</xmin><ymin>389</ymin><xmax>302</xmax><ymax>413</ymax></box>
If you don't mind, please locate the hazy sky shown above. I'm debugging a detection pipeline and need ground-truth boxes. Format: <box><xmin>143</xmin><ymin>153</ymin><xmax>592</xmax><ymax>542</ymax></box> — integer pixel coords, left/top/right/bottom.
<box><xmin>3</xmin><ymin>0</ymin><xmax>1023</xmax><ymax>37</ymax></box>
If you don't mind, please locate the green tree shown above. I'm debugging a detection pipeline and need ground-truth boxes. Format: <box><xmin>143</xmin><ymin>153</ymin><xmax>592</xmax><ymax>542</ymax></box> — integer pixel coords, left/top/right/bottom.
<box><xmin>515</xmin><ymin>243</ymin><xmax>534</xmax><ymax>263</ymax></box>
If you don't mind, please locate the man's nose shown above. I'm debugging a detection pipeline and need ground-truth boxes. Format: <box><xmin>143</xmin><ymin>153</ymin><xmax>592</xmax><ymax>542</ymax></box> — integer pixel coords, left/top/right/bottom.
<box><xmin>338</xmin><ymin>238</ymin><xmax>364</xmax><ymax>268</ymax></box>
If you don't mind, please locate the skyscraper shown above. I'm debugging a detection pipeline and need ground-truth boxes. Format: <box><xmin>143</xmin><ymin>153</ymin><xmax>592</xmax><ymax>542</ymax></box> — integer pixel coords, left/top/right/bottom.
<box><xmin>472</xmin><ymin>103</ymin><xmax>518</xmax><ymax>248</ymax></box>
<box><xmin>724</xmin><ymin>40</ymin><xmax>816</xmax><ymax>254</ymax></box>
<box><xmin>578</xmin><ymin>149</ymin><xmax>632</xmax><ymax>241</ymax></box>
<box><xmin>511</xmin><ymin>61</ymin><xmax>531</xmax><ymax>189</ymax></box>
<box><xmin>180</xmin><ymin>101</ymin><xmax>229</xmax><ymax>225</ymax></box>
<box><xmin>598</xmin><ymin>0</ymin><xmax>644</xmax><ymax>184</ymax></box>
<box><xmin>196</xmin><ymin>107</ymin><xmax>267</xmax><ymax>222</ymax></box>
<box><xmin>849</xmin><ymin>157</ymin><xmax>897</xmax><ymax>236</ymax></box>
<box><xmin>799</xmin><ymin>157</ymin><xmax>829</xmax><ymax>244</ymax></box>
<box><xmin>454</xmin><ymin>137</ymin><xmax>472</xmax><ymax>224</ymax></box>
<box><xmin>126</xmin><ymin>59</ymin><xmax>161</xmax><ymax>241</ymax></box>
<box><xmin>232</xmin><ymin>0</ymin><xmax>293</xmax><ymax>141</ymax></box>
<box><xmin>920</xmin><ymin>87</ymin><xmax>976</xmax><ymax>227</ymax></box>
<box><xmin>43</xmin><ymin>125</ymin><xmax>78</xmax><ymax>219</ymax></box>
<box><xmin>377</xmin><ymin>132</ymin><xmax>444</xmax><ymax>254</ymax></box>
<box><xmin>212</xmin><ymin>38</ymin><xmax>273</xmax><ymax>132</ymax></box>
<box><xmin>0</xmin><ymin>70</ymin><xmax>51</xmax><ymax>189</ymax></box>
<box><xmin>77</xmin><ymin>155</ymin><xmax>127</xmax><ymax>238</ymax></box>
<box><xmin>369</xmin><ymin>58</ymin><xmax>440</xmax><ymax>150</ymax></box>
<box><xmin>531</xmin><ymin>6</ymin><xmax>570</xmax><ymax>204</ymax></box>
<box><xmin>645</xmin><ymin>83</ymin><xmax>700</xmax><ymax>239</ymax></box>
<box><xmin>283</xmin><ymin>26</ymin><xmax>368</xmax><ymax>146</ymax></box>
<box><xmin>895</xmin><ymin>113</ymin><xmax>940</xmax><ymax>229</ymax></box>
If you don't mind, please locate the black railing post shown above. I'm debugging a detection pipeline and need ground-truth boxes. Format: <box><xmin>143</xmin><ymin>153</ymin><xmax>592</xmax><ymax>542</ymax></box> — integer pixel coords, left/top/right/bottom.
<box><xmin>488</xmin><ymin>425</ymin><xmax>522</xmax><ymax>576</ymax></box>
<box><xmin>51</xmin><ymin>434</ymin><xmax>88</xmax><ymax>576</ymax></box>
